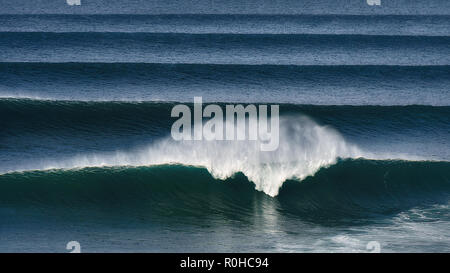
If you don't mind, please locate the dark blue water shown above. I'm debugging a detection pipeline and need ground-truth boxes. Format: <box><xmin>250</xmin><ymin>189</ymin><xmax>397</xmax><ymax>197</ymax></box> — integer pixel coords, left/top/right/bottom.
<box><xmin>0</xmin><ymin>1</ymin><xmax>449</xmax><ymax>252</ymax></box>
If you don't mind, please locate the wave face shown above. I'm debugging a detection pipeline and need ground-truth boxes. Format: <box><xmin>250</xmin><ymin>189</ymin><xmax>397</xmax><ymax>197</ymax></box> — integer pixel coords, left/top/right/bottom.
<box><xmin>2</xmin><ymin>160</ymin><xmax>449</xmax><ymax>252</ymax></box>
<box><xmin>1</xmin><ymin>159</ymin><xmax>449</xmax><ymax>220</ymax></box>
<box><xmin>0</xmin><ymin>99</ymin><xmax>448</xmax><ymax>196</ymax></box>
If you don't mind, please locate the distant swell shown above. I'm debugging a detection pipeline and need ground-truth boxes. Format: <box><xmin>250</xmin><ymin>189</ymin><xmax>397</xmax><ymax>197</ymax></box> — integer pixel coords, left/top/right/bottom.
<box><xmin>2</xmin><ymin>63</ymin><xmax>449</xmax><ymax>105</ymax></box>
<box><xmin>1</xmin><ymin>99</ymin><xmax>449</xmax><ymax>135</ymax></box>
<box><xmin>1</xmin><ymin>14</ymin><xmax>449</xmax><ymax>36</ymax></box>
<box><xmin>1</xmin><ymin>32</ymin><xmax>449</xmax><ymax>64</ymax></box>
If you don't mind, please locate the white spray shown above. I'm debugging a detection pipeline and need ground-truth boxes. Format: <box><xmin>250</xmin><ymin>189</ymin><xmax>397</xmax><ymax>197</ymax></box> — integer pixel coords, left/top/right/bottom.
<box><xmin>35</xmin><ymin>115</ymin><xmax>363</xmax><ymax>196</ymax></box>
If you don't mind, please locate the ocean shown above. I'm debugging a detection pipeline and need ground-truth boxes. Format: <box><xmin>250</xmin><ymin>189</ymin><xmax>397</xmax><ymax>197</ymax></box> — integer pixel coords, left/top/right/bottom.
<box><xmin>0</xmin><ymin>0</ymin><xmax>449</xmax><ymax>252</ymax></box>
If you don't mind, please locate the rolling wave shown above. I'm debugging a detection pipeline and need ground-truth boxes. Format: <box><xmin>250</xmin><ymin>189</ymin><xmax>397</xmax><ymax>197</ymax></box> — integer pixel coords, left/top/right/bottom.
<box><xmin>1</xmin><ymin>99</ymin><xmax>448</xmax><ymax>170</ymax></box>
<box><xmin>1</xmin><ymin>159</ymin><xmax>449</xmax><ymax>221</ymax></box>
<box><xmin>1</xmin><ymin>114</ymin><xmax>366</xmax><ymax>196</ymax></box>
<box><xmin>2</xmin><ymin>98</ymin><xmax>449</xmax><ymax>175</ymax></box>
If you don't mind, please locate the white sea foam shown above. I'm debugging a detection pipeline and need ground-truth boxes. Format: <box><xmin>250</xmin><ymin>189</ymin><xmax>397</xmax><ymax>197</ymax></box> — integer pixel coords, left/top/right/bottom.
<box><xmin>32</xmin><ymin>116</ymin><xmax>365</xmax><ymax>196</ymax></box>
<box><xmin>3</xmin><ymin>115</ymin><xmax>426</xmax><ymax>196</ymax></box>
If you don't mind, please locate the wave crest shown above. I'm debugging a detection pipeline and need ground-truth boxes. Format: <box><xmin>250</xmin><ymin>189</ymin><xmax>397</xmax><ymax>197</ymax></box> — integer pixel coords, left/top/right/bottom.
<box><xmin>33</xmin><ymin>115</ymin><xmax>362</xmax><ymax>196</ymax></box>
